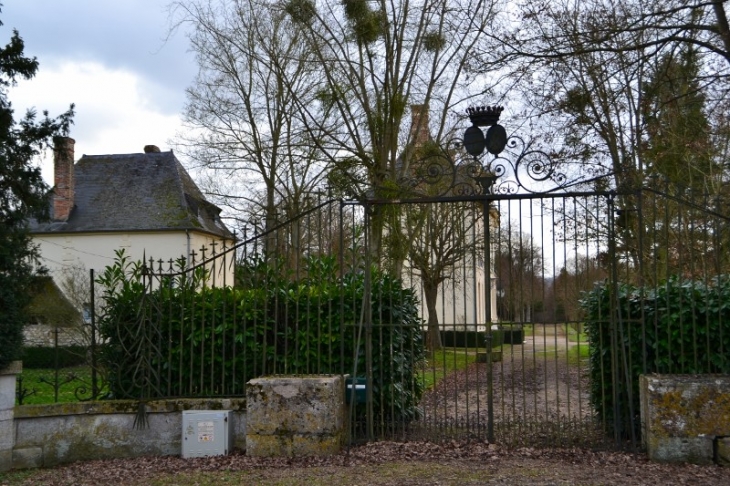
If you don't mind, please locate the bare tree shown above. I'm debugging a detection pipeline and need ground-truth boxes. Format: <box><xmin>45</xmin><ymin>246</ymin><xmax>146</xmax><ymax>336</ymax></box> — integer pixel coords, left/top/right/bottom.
<box><xmin>284</xmin><ymin>0</ymin><xmax>500</xmax><ymax>271</ymax></box>
<box><xmin>498</xmin><ymin>0</ymin><xmax>729</xmax><ymax>188</ymax></box>
<box><xmin>549</xmin><ymin>255</ymin><xmax>607</xmax><ymax>323</ymax></box>
<box><xmin>485</xmin><ymin>0</ymin><xmax>730</xmax><ymax>287</ymax></box>
<box><xmin>495</xmin><ymin>226</ymin><xmax>544</xmax><ymax>323</ymax></box>
<box><xmin>501</xmin><ymin>0</ymin><xmax>730</xmax><ymax>73</ymax></box>
<box><xmin>172</xmin><ymin>0</ymin><xmax>333</xmax><ymax>249</ymax></box>
<box><xmin>406</xmin><ymin>197</ymin><xmax>483</xmax><ymax>351</ymax></box>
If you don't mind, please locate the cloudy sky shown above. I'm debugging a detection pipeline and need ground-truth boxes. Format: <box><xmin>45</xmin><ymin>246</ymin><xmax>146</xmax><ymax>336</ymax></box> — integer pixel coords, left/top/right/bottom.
<box><xmin>3</xmin><ymin>0</ymin><xmax>195</xmax><ymax>184</ymax></box>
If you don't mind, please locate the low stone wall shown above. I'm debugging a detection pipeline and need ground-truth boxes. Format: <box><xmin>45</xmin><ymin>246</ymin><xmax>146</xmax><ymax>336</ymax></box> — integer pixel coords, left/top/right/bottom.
<box><xmin>640</xmin><ymin>374</ymin><xmax>730</xmax><ymax>465</ymax></box>
<box><xmin>12</xmin><ymin>398</ymin><xmax>246</xmax><ymax>469</ymax></box>
<box><xmin>23</xmin><ymin>324</ymin><xmax>84</xmax><ymax>347</ymax></box>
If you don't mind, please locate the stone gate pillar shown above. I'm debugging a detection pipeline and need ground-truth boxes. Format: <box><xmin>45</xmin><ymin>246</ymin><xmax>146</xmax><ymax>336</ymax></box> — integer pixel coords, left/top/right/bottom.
<box><xmin>246</xmin><ymin>375</ymin><xmax>346</xmax><ymax>457</ymax></box>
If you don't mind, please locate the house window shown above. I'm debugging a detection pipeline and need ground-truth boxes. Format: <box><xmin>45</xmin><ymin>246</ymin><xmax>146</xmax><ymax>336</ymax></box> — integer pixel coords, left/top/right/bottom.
<box><xmin>82</xmin><ymin>303</ymin><xmax>92</xmax><ymax>324</ymax></box>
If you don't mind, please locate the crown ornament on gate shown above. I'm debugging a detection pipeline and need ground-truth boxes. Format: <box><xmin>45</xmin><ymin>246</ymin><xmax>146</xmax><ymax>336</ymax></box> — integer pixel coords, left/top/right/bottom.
<box><xmin>463</xmin><ymin>106</ymin><xmax>508</xmax><ymax>158</ymax></box>
<box><xmin>466</xmin><ymin>105</ymin><xmax>504</xmax><ymax>126</ymax></box>
<box><xmin>392</xmin><ymin>103</ymin><xmax>592</xmax><ymax>199</ymax></box>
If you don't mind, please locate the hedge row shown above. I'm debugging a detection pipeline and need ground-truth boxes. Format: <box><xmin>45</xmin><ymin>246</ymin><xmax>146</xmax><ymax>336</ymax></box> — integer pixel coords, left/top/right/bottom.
<box><xmin>581</xmin><ymin>276</ymin><xmax>730</xmax><ymax>439</ymax></box>
<box><xmin>97</xmin><ymin>253</ymin><xmax>425</xmax><ymax>423</ymax></box>
<box><xmin>22</xmin><ymin>345</ymin><xmax>87</xmax><ymax>369</ymax></box>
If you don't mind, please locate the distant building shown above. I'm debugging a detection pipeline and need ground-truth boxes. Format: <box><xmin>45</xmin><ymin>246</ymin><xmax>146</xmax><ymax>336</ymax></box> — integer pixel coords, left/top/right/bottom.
<box><xmin>29</xmin><ymin>138</ymin><xmax>236</xmax><ymax>290</ymax></box>
<box><xmin>401</xmin><ymin>105</ymin><xmax>499</xmax><ymax>330</ymax></box>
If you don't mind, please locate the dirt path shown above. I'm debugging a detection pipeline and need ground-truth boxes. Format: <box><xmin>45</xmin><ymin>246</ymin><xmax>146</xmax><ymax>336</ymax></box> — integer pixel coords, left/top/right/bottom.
<box><xmin>419</xmin><ymin>324</ymin><xmax>594</xmax><ymax>445</ymax></box>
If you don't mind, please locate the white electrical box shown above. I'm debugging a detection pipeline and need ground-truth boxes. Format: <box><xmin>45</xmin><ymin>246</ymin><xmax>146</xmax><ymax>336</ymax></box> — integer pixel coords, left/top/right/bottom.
<box><xmin>181</xmin><ymin>410</ymin><xmax>233</xmax><ymax>459</ymax></box>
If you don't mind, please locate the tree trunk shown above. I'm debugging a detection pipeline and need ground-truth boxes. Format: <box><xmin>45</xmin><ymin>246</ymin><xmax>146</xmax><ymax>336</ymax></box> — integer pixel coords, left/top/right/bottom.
<box><xmin>713</xmin><ymin>1</ymin><xmax>730</xmax><ymax>65</ymax></box>
<box><xmin>265</xmin><ymin>184</ymin><xmax>277</xmax><ymax>263</ymax></box>
<box><xmin>423</xmin><ymin>280</ymin><xmax>442</xmax><ymax>351</ymax></box>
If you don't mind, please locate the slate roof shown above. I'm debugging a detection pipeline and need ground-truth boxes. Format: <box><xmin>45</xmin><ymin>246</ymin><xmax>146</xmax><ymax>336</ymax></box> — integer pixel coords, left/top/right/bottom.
<box><xmin>29</xmin><ymin>151</ymin><xmax>234</xmax><ymax>240</ymax></box>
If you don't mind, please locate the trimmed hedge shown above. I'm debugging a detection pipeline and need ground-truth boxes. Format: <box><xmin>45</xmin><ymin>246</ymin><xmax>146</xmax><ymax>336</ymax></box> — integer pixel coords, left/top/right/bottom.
<box><xmin>97</xmin><ymin>252</ymin><xmax>425</xmax><ymax>423</ymax></box>
<box><xmin>439</xmin><ymin>330</ymin><xmax>488</xmax><ymax>348</ymax></box>
<box><xmin>499</xmin><ymin>325</ymin><xmax>524</xmax><ymax>345</ymax></box>
<box><xmin>581</xmin><ymin>276</ymin><xmax>730</xmax><ymax>439</ymax></box>
<box><xmin>22</xmin><ymin>345</ymin><xmax>87</xmax><ymax>369</ymax></box>
<box><xmin>438</xmin><ymin>330</ymin><xmax>508</xmax><ymax>348</ymax></box>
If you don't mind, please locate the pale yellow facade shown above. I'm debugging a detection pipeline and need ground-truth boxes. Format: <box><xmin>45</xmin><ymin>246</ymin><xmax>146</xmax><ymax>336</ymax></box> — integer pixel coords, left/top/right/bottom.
<box><xmin>402</xmin><ymin>205</ymin><xmax>500</xmax><ymax>331</ymax></box>
<box><xmin>33</xmin><ymin>230</ymin><xmax>235</xmax><ymax>288</ymax></box>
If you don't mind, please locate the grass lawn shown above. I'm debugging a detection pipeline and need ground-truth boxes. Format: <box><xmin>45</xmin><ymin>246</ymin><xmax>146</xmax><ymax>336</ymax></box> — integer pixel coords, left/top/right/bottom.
<box><xmin>16</xmin><ymin>366</ymin><xmax>105</xmax><ymax>405</ymax></box>
<box><xmin>567</xmin><ymin>342</ymin><xmax>590</xmax><ymax>365</ymax></box>
<box><xmin>532</xmin><ymin>343</ymin><xmax>589</xmax><ymax>367</ymax></box>
<box><xmin>564</xmin><ymin>322</ymin><xmax>588</xmax><ymax>343</ymax></box>
<box><xmin>418</xmin><ymin>348</ymin><xmax>479</xmax><ymax>390</ymax></box>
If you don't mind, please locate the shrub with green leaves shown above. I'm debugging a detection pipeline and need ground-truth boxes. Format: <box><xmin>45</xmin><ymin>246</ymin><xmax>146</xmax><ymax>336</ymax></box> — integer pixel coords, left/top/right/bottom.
<box><xmin>22</xmin><ymin>345</ymin><xmax>87</xmax><ymax>369</ymax></box>
<box><xmin>97</xmin><ymin>251</ymin><xmax>425</xmax><ymax>423</ymax></box>
<box><xmin>581</xmin><ymin>276</ymin><xmax>730</xmax><ymax>439</ymax></box>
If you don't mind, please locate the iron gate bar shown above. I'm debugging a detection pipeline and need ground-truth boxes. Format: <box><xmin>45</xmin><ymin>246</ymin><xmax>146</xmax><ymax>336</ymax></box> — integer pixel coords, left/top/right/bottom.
<box><xmin>359</xmin><ymin>190</ymin><xmax>617</xmax><ymax>206</ymax></box>
<box><xmin>364</xmin><ymin>200</ymin><xmax>374</xmax><ymax>441</ymax></box>
<box><xmin>484</xmin><ymin>197</ymin><xmax>494</xmax><ymax>442</ymax></box>
<box><xmin>78</xmin><ymin>181</ymin><xmax>730</xmax><ymax>449</ymax></box>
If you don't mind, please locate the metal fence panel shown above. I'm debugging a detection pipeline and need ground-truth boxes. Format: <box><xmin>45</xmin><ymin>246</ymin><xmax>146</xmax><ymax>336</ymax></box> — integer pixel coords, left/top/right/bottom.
<box><xmin>21</xmin><ymin>184</ymin><xmax>730</xmax><ymax>449</ymax></box>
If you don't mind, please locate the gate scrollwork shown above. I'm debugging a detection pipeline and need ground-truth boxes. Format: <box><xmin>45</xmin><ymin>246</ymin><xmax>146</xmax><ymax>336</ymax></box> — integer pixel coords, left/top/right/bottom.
<box><xmin>399</xmin><ymin>134</ymin><xmax>571</xmax><ymax>199</ymax></box>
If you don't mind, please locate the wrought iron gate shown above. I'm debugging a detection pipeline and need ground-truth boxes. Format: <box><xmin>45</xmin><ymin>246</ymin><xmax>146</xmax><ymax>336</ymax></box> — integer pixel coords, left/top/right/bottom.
<box><xmin>91</xmin><ymin>147</ymin><xmax>730</xmax><ymax>449</ymax></box>
<box><xmin>360</xmin><ymin>189</ymin><xmax>617</xmax><ymax>447</ymax></box>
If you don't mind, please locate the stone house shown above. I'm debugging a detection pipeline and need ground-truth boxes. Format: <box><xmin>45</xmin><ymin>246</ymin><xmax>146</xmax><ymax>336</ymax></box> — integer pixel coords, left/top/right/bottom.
<box><xmin>27</xmin><ymin>137</ymin><xmax>236</xmax><ymax>333</ymax></box>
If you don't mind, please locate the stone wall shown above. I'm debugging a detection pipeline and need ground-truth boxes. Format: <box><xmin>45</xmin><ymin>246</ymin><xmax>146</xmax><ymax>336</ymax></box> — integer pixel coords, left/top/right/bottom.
<box><xmin>23</xmin><ymin>324</ymin><xmax>85</xmax><ymax>348</ymax></box>
<box><xmin>640</xmin><ymin>374</ymin><xmax>730</xmax><ymax>465</ymax></box>
<box><xmin>0</xmin><ymin>362</ymin><xmax>22</xmax><ymax>472</ymax></box>
<box><xmin>11</xmin><ymin>398</ymin><xmax>246</xmax><ymax>469</ymax></box>
<box><xmin>6</xmin><ymin>375</ymin><xmax>351</xmax><ymax>470</ymax></box>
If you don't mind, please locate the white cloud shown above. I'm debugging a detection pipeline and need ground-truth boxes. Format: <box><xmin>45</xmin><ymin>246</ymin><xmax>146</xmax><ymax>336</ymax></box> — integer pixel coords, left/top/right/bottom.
<box><xmin>9</xmin><ymin>60</ymin><xmax>183</xmax><ymax>184</ymax></box>
<box><xmin>2</xmin><ymin>0</ymin><xmax>195</xmax><ymax>113</ymax></box>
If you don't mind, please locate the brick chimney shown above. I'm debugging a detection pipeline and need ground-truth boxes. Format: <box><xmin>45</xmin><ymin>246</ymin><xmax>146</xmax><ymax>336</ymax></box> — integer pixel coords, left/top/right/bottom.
<box><xmin>52</xmin><ymin>136</ymin><xmax>75</xmax><ymax>222</ymax></box>
<box><xmin>410</xmin><ymin>104</ymin><xmax>430</xmax><ymax>146</ymax></box>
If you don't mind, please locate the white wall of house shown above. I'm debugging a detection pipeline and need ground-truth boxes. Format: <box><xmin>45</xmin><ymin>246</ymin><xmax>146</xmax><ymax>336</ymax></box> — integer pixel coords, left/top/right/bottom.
<box><xmin>402</xmin><ymin>204</ymin><xmax>500</xmax><ymax>332</ymax></box>
<box><xmin>404</xmin><ymin>263</ymin><xmax>498</xmax><ymax>332</ymax></box>
<box><xmin>33</xmin><ymin>231</ymin><xmax>235</xmax><ymax>288</ymax></box>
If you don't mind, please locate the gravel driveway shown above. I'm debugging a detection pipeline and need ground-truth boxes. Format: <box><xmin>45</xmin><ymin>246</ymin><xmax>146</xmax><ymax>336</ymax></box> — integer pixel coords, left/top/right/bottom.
<box><xmin>2</xmin><ymin>441</ymin><xmax>727</xmax><ymax>485</ymax></box>
<box><xmin>418</xmin><ymin>324</ymin><xmax>597</xmax><ymax>446</ymax></box>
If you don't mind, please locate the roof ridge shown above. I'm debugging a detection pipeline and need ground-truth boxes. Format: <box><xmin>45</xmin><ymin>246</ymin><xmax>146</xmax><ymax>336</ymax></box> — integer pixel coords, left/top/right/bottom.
<box><xmin>28</xmin><ymin>151</ymin><xmax>233</xmax><ymax>239</ymax></box>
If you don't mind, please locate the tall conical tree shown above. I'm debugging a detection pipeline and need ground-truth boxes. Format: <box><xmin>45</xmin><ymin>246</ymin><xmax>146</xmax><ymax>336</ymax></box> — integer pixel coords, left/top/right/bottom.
<box><xmin>0</xmin><ymin>15</ymin><xmax>74</xmax><ymax>369</ymax></box>
<box><xmin>639</xmin><ymin>48</ymin><xmax>725</xmax><ymax>279</ymax></box>
<box><xmin>641</xmin><ymin>48</ymin><xmax>718</xmax><ymax>190</ymax></box>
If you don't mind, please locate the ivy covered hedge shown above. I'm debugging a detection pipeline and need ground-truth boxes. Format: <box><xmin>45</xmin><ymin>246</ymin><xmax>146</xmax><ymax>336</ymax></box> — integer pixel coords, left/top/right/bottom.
<box><xmin>97</xmin><ymin>251</ymin><xmax>425</xmax><ymax>423</ymax></box>
<box><xmin>581</xmin><ymin>276</ymin><xmax>730</xmax><ymax>439</ymax></box>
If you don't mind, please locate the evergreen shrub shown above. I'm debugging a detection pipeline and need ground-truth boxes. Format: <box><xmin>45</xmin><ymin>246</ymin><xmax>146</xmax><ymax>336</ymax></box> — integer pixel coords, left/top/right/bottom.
<box><xmin>97</xmin><ymin>251</ymin><xmax>425</xmax><ymax>423</ymax></box>
<box><xmin>581</xmin><ymin>276</ymin><xmax>730</xmax><ymax>439</ymax></box>
<box><xmin>22</xmin><ymin>345</ymin><xmax>87</xmax><ymax>369</ymax></box>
